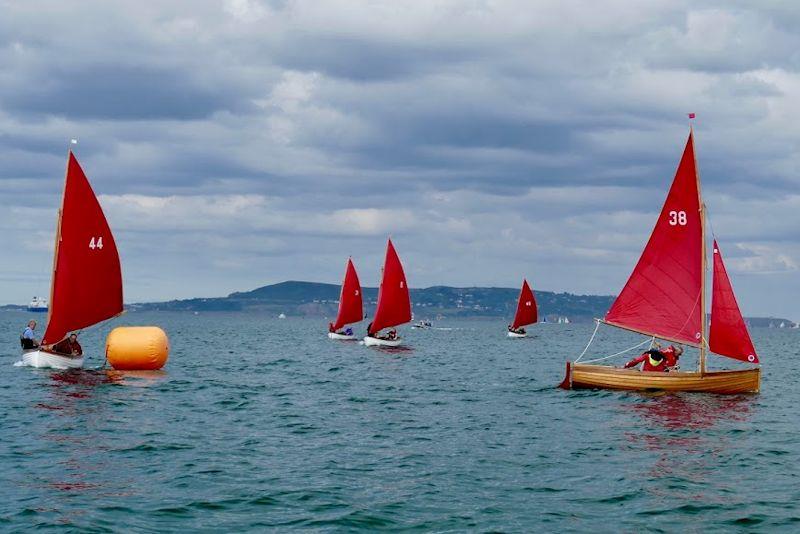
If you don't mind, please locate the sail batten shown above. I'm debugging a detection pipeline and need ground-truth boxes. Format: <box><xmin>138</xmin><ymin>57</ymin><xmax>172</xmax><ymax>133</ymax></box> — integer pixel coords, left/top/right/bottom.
<box><xmin>511</xmin><ymin>279</ymin><xmax>537</xmax><ymax>329</ymax></box>
<box><xmin>368</xmin><ymin>239</ymin><xmax>411</xmax><ymax>335</ymax></box>
<box><xmin>604</xmin><ymin>133</ymin><xmax>703</xmax><ymax>345</ymax></box>
<box><xmin>709</xmin><ymin>241</ymin><xmax>759</xmax><ymax>363</ymax></box>
<box><xmin>42</xmin><ymin>152</ymin><xmax>123</xmax><ymax>345</ymax></box>
<box><xmin>332</xmin><ymin>258</ymin><xmax>363</xmax><ymax>331</ymax></box>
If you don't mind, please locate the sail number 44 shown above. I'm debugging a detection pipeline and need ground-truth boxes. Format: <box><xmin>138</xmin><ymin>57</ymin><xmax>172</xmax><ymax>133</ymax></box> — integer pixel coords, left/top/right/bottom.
<box><xmin>668</xmin><ymin>210</ymin><xmax>687</xmax><ymax>226</ymax></box>
<box><xmin>89</xmin><ymin>236</ymin><xmax>104</xmax><ymax>249</ymax></box>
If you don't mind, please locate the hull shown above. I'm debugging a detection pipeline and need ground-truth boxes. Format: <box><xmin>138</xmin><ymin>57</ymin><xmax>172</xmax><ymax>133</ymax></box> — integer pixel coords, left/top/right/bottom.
<box><xmin>328</xmin><ymin>332</ymin><xmax>357</xmax><ymax>340</ymax></box>
<box><xmin>21</xmin><ymin>350</ymin><xmax>84</xmax><ymax>370</ymax></box>
<box><xmin>507</xmin><ymin>331</ymin><xmax>527</xmax><ymax>338</ymax></box>
<box><xmin>26</xmin><ymin>307</ymin><xmax>48</xmax><ymax>313</ymax></box>
<box><xmin>363</xmin><ymin>336</ymin><xmax>403</xmax><ymax>347</ymax></box>
<box><xmin>560</xmin><ymin>362</ymin><xmax>760</xmax><ymax>394</ymax></box>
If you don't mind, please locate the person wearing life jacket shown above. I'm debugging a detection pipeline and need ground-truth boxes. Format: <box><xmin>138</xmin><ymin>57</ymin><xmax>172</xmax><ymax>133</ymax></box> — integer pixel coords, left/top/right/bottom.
<box><xmin>655</xmin><ymin>342</ymin><xmax>683</xmax><ymax>369</ymax></box>
<box><xmin>20</xmin><ymin>320</ymin><xmax>40</xmax><ymax>350</ymax></box>
<box><xmin>624</xmin><ymin>349</ymin><xmax>667</xmax><ymax>372</ymax></box>
<box><xmin>328</xmin><ymin>322</ymin><xmax>335</xmax><ymax>333</ymax></box>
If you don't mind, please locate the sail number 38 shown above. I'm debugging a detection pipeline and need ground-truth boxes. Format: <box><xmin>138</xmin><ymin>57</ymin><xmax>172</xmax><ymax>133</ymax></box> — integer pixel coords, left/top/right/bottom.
<box><xmin>668</xmin><ymin>210</ymin><xmax>687</xmax><ymax>226</ymax></box>
<box><xmin>89</xmin><ymin>236</ymin><xmax>104</xmax><ymax>250</ymax></box>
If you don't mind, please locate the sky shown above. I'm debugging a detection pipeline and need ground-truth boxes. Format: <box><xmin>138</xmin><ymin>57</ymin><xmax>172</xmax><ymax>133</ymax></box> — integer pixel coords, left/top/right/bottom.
<box><xmin>0</xmin><ymin>0</ymin><xmax>798</xmax><ymax>319</ymax></box>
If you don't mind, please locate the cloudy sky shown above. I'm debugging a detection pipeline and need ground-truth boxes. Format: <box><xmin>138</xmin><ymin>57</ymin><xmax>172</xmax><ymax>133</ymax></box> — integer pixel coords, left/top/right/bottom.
<box><xmin>0</xmin><ymin>0</ymin><xmax>798</xmax><ymax>318</ymax></box>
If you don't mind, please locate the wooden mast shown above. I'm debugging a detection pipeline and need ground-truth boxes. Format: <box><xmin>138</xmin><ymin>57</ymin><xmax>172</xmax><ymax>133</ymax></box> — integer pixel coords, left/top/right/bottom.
<box><xmin>46</xmin><ymin>148</ymin><xmax>71</xmax><ymax>342</ymax></box>
<box><xmin>692</xmin><ymin>126</ymin><xmax>707</xmax><ymax>375</ymax></box>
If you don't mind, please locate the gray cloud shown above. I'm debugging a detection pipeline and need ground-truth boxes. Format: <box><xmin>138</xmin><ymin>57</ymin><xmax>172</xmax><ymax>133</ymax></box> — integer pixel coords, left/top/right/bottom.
<box><xmin>0</xmin><ymin>0</ymin><xmax>798</xmax><ymax>319</ymax></box>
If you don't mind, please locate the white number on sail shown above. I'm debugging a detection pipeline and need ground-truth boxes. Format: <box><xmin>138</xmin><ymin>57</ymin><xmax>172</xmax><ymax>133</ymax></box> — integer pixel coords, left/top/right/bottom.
<box><xmin>525</xmin><ymin>301</ymin><xmax>532</xmax><ymax>306</ymax></box>
<box><xmin>89</xmin><ymin>236</ymin><xmax>104</xmax><ymax>250</ymax></box>
<box><xmin>400</xmin><ymin>281</ymin><xmax>404</xmax><ymax>288</ymax></box>
<box><xmin>668</xmin><ymin>210</ymin><xmax>687</xmax><ymax>226</ymax></box>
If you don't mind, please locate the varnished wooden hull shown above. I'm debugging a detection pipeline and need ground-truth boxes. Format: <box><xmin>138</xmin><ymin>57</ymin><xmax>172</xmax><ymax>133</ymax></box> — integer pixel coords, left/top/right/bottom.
<box><xmin>560</xmin><ymin>362</ymin><xmax>760</xmax><ymax>394</ymax></box>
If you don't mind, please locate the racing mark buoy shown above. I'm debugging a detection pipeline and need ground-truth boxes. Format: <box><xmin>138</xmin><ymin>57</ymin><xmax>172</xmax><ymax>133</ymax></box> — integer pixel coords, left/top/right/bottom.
<box><xmin>106</xmin><ymin>326</ymin><xmax>169</xmax><ymax>370</ymax></box>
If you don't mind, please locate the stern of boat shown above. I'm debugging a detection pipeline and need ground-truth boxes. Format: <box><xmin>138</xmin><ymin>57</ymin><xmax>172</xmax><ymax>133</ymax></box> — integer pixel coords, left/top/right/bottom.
<box><xmin>558</xmin><ymin>361</ymin><xmax>573</xmax><ymax>389</ymax></box>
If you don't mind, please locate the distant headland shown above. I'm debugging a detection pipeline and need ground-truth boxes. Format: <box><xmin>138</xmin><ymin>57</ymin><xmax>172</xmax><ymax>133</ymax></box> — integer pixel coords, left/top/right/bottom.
<box><xmin>111</xmin><ymin>281</ymin><xmax>793</xmax><ymax>327</ymax></box>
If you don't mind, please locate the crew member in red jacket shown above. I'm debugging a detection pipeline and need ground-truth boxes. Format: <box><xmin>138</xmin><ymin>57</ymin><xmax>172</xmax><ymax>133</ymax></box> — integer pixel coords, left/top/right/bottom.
<box><xmin>658</xmin><ymin>343</ymin><xmax>683</xmax><ymax>368</ymax></box>
<box><xmin>624</xmin><ymin>350</ymin><xmax>667</xmax><ymax>372</ymax></box>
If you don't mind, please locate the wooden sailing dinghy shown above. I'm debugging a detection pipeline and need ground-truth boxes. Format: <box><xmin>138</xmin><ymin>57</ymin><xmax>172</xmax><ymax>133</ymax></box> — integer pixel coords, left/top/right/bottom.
<box><xmin>507</xmin><ymin>279</ymin><xmax>537</xmax><ymax>338</ymax></box>
<box><xmin>364</xmin><ymin>239</ymin><xmax>412</xmax><ymax>347</ymax></box>
<box><xmin>328</xmin><ymin>258</ymin><xmax>364</xmax><ymax>340</ymax></box>
<box><xmin>22</xmin><ymin>151</ymin><xmax>123</xmax><ymax>369</ymax></box>
<box><xmin>560</xmin><ymin>130</ymin><xmax>761</xmax><ymax>394</ymax></box>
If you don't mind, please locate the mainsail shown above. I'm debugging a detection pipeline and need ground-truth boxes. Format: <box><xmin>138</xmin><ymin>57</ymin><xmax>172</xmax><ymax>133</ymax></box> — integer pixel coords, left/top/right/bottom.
<box><xmin>605</xmin><ymin>133</ymin><xmax>703</xmax><ymax>346</ymax></box>
<box><xmin>42</xmin><ymin>152</ymin><xmax>123</xmax><ymax>345</ymax></box>
<box><xmin>709</xmin><ymin>241</ymin><xmax>759</xmax><ymax>363</ymax></box>
<box><xmin>332</xmin><ymin>258</ymin><xmax>363</xmax><ymax>331</ymax></box>
<box><xmin>368</xmin><ymin>239</ymin><xmax>411</xmax><ymax>335</ymax></box>
<box><xmin>511</xmin><ymin>279</ymin><xmax>537</xmax><ymax>329</ymax></box>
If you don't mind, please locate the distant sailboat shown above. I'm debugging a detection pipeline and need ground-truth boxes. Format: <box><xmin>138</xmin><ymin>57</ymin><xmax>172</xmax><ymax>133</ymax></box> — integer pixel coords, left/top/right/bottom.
<box><xmin>22</xmin><ymin>151</ymin><xmax>123</xmax><ymax>369</ymax></box>
<box><xmin>328</xmin><ymin>258</ymin><xmax>363</xmax><ymax>340</ymax></box>
<box><xmin>561</xmin><ymin>130</ymin><xmax>760</xmax><ymax>394</ymax></box>
<box><xmin>364</xmin><ymin>239</ymin><xmax>412</xmax><ymax>347</ymax></box>
<box><xmin>507</xmin><ymin>279</ymin><xmax>537</xmax><ymax>338</ymax></box>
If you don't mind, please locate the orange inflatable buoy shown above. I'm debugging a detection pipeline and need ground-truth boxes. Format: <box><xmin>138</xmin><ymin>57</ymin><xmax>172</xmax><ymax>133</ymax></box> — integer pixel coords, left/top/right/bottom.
<box><xmin>106</xmin><ymin>326</ymin><xmax>169</xmax><ymax>370</ymax></box>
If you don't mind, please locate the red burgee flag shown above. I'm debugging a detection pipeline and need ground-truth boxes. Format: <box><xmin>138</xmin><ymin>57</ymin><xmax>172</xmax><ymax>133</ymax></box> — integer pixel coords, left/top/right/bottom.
<box><xmin>688</xmin><ymin>113</ymin><xmax>696</xmax><ymax>119</ymax></box>
<box><xmin>605</xmin><ymin>132</ymin><xmax>703</xmax><ymax>345</ymax></box>
<box><xmin>709</xmin><ymin>241</ymin><xmax>759</xmax><ymax>364</ymax></box>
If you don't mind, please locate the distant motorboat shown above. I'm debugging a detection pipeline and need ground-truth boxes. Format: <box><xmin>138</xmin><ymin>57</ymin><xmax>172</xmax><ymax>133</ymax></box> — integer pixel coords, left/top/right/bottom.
<box><xmin>278</xmin><ymin>313</ymin><xmax>287</xmax><ymax>319</ymax></box>
<box><xmin>411</xmin><ymin>320</ymin><xmax>432</xmax><ymax>329</ymax></box>
<box><xmin>27</xmin><ymin>296</ymin><xmax>48</xmax><ymax>313</ymax></box>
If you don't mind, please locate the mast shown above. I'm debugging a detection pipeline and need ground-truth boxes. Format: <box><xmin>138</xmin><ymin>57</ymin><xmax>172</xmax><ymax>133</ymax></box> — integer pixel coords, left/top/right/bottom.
<box><xmin>692</xmin><ymin>127</ymin><xmax>707</xmax><ymax>374</ymax></box>
<box><xmin>46</xmin><ymin>150</ymin><xmax>71</xmax><ymax>337</ymax></box>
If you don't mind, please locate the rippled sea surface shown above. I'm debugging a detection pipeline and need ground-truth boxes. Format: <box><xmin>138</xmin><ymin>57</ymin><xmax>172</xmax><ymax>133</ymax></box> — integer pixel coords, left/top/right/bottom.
<box><xmin>1</xmin><ymin>310</ymin><xmax>798</xmax><ymax>532</ymax></box>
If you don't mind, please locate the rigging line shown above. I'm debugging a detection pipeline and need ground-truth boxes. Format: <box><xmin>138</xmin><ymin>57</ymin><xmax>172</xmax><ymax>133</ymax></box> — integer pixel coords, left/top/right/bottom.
<box><xmin>581</xmin><ymin>337</ymin><xmax>654</xmax><ymax>364</ymax></box>
<box><xmin>575</xmin><ymin>319</ymin><xmax>601</xmax><ymax>363</ymax></box>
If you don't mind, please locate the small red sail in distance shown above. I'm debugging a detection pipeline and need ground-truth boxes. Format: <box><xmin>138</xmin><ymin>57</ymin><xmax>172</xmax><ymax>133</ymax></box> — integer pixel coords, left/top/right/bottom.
<box><xmin>332</xmin><ymin>258</ymin><xmax>363</xmax><ymax>331</ymax></box>
<box><xmin>605</xmin><ymin>132</ymin><xmax>703</xmax><ymax>345</ymax></box>
<box><xmin>368</xmin><ymin>239</ymin><xmax>412</xmax><ymax>335</ymax></box>
<box><xmin>511</xmin><ymin>279</ymin><xmax>537</xmax><ymax>329</ymax></box>
<box><xmin>43</xmin><ymin>152</ymin><xmax>123</xmax><ymax>345</ymax></box>
<box><xmin>709</xmin><ymin>241</ymin><xmax>759</xmax><ymax>364</ymax></box>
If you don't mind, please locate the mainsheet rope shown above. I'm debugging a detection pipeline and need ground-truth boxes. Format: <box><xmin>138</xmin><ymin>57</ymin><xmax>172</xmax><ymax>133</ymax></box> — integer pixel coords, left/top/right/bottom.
<box><xmin>575</xmin><ymin>320</ymin><xmax>657</xmax><ymax>364</ymax></box>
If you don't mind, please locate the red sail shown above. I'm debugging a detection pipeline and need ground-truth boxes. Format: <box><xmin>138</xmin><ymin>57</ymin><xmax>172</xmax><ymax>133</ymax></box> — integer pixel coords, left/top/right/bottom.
<box><xmin>332</xmin><ymin>258</ymin><xmax>364</xmax><ymax>331</ymax></box>
<box><xmin>43</xmin><ymin>152</ymin><xmax>123</xmax><ymax>345</ymax></box>
<box><xmin>605</xmin><ymin>133</ymin><xmax>703</xmax><ymax>345</ymax></box>
<box><xmin>368</xmin><ymin>239</ymin><xmax>411</xmax><ymax>335</ymax></box>
<box><xmin>709</xmin><ymin>241</ymin><xmax>759</xmax><ymax>363</ymax></box>
<box><xmin>511</xmin><ymin>279</ymin><xmax>537</xmax><ymax>329</ymax></box>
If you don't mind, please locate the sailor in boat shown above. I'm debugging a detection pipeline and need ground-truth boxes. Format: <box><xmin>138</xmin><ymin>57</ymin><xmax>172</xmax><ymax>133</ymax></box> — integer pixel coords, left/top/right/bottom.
<box><xmin>20</xmin><ymin>320</ymin><xmax>41</xmax><ymax>351</ymax></box>
<box><xmin>51</xmin><ymin>333</ymin><xmax>83</xmax><ymax>358</ymax></box>
<box><xmin>386</xmin><ymin>329</ymin><xmax>398</xmax><ymax>340</ymax></box>
<box><xmin>624</xmin><ymin>349</ymin><xmax>668</xmax><ymax>372</ymax></box>
<box><xmin>507</xmin><ymin>324</ymin><xmax>526</xmax><ymax>336</ymax></box>
<box><xmin>623</xmin><ymin>344</ymin><xmax>684</xmax><ymax>372</ymax></box>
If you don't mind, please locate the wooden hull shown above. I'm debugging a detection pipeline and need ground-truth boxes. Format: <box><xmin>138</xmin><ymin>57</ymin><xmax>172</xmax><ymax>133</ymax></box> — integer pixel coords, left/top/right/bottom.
<box><xmin>560</xmin><ymin>362</ymin><xmax>760</xmax><ymax>394</ymax></box>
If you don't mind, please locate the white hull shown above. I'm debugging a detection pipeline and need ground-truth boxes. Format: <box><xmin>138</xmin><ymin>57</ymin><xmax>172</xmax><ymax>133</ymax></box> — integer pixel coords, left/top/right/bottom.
<box><xmin>363</xmin><ymin>336</ymin><xmax>403</xmax><ymax>347</ymax></box>
<box><xmin>328</xmin><ymin>332</ymin><xmax>357</xmax><ymax>340</ymax></box>
<box><xmin>20</xmin><ymin>350</ymin><xmax>84</xmax><ymax>369</ymax></box>
<box><xmin>507</xmin><ymin>331</ymin><xmax>527</xmax><ymax>338</ymax></box>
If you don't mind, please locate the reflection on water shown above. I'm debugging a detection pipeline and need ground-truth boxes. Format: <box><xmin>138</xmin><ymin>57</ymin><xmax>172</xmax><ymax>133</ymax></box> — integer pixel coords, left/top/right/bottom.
<box><xmin>623</xmin><ymin>394</ymin><xmax>756</xmax><ymax>505</ymax></box>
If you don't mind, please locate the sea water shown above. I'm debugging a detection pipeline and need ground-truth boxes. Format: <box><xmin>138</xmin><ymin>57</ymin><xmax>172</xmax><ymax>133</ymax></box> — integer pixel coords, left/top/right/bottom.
<box><xmin>0</xmin><ymin>310</ymin><xmax>798</xmax><ymax>531</ymax></box>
